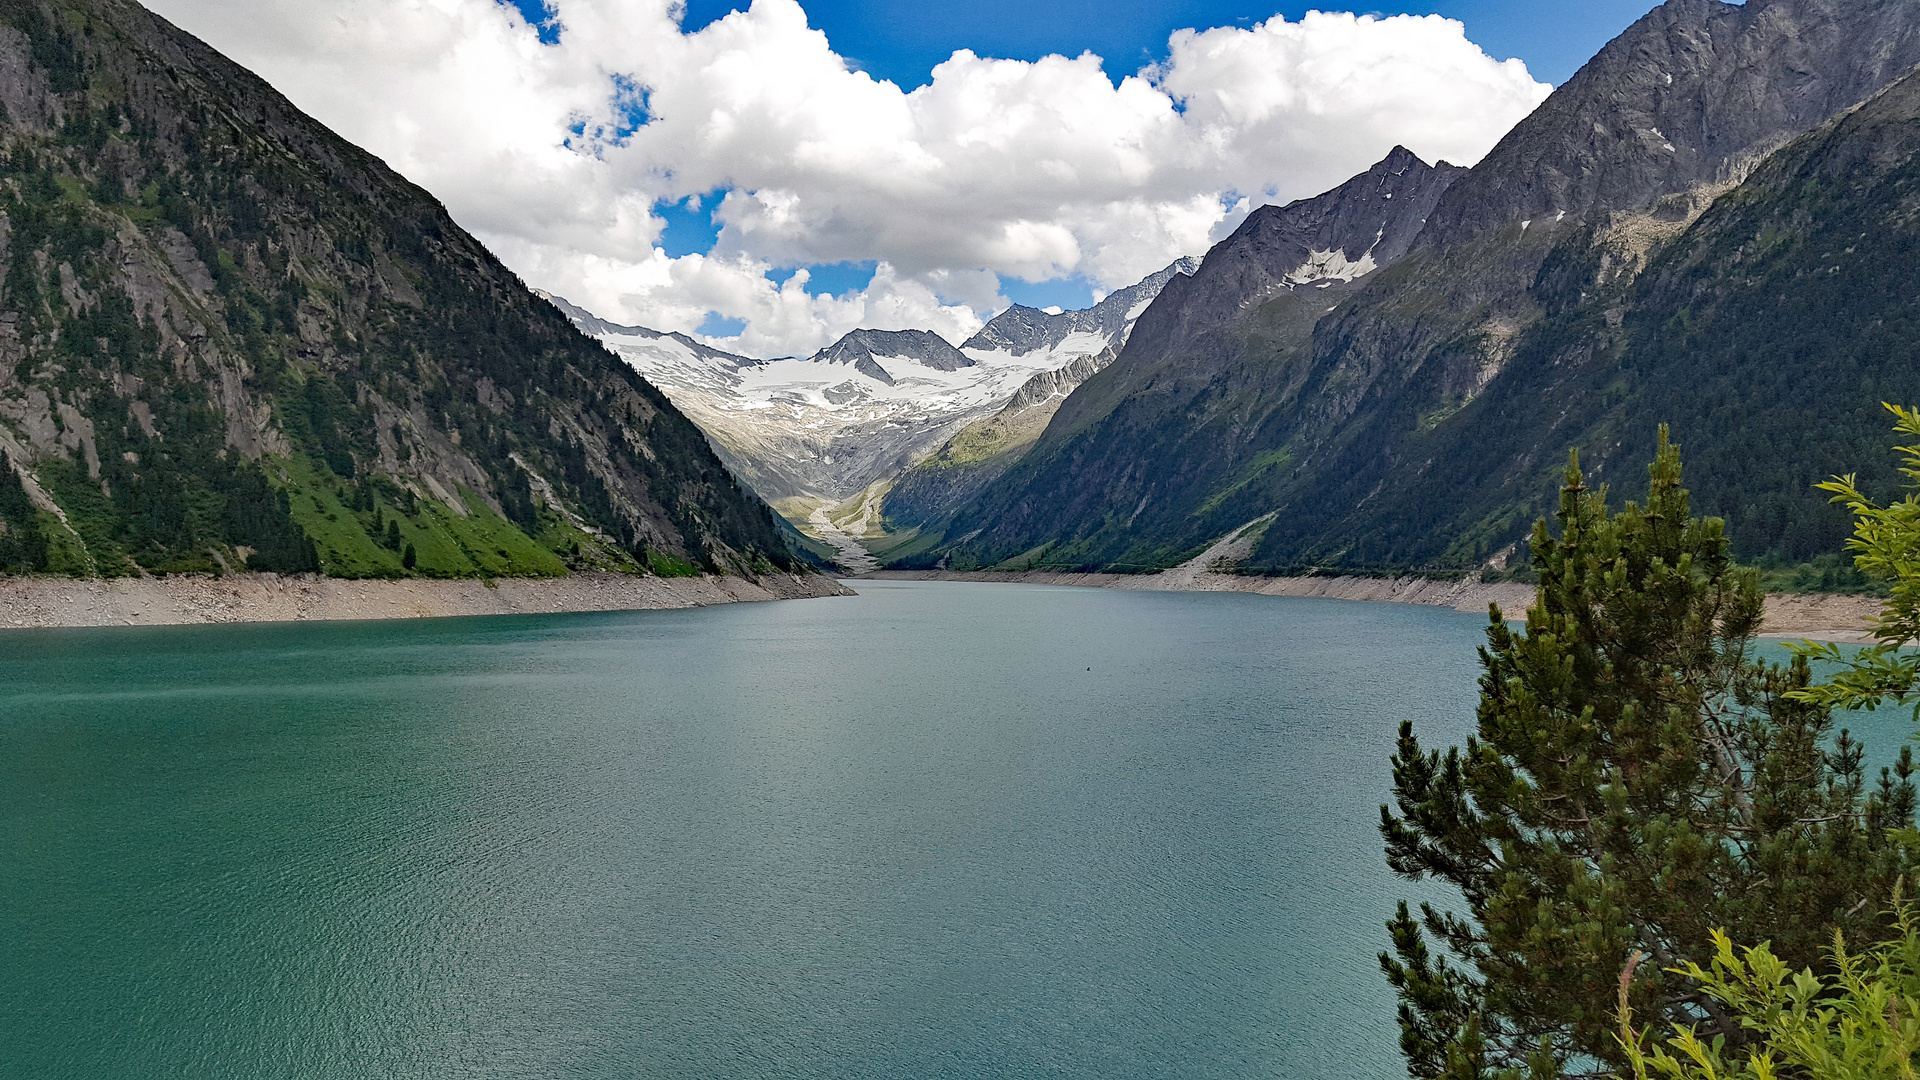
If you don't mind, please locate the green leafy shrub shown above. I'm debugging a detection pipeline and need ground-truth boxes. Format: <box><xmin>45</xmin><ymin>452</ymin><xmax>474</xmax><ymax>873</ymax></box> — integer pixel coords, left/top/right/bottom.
<box><xmin>1618</xmin><ymin>893</ymin><xmax>1920</xmax><ymax>1080</ymax></box>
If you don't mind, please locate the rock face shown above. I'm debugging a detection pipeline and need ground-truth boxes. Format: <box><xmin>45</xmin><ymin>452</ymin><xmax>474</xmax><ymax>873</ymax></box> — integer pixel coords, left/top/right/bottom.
<box><xmin>961</xmin><ymin>258</ymin><xmax>1199</xmax><ymax>355</ymax></box>
<box><xmin>1308</xmin><ymin>60</ymin><xmax>1920</xmax><ymax>570</ymax></box>
<box><xmin>562</xmin><ymin>259</ymin><xmax>1197</xmax><ymax>508</ymax></box>
<box><xmin>812</xmin><ymin>329</ymin><xmax>974</xmax><ymax>383</ymax></box>
<box><xmin>908</xmin><ymin>0</ymin><xmax>1920</xmax><ymax>575</ymax></box>
<box><xmin>0</xmin><ymin>0</ymin><xmax>797</xmax><ymax>580</ymax></box>
<box><xmin>1418</xmin><ymin>0</ymin><xmax>1920</xmax><ymax>250</ymax></box>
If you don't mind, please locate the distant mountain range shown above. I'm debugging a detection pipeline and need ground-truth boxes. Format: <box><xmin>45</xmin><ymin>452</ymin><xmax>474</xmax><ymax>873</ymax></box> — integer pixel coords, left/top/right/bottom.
<box><xmin>884</xmin><ymin>0</ymin><xmax>1920</xmax><ymax>575</ymax></box>
<box><xmin>547</xmin><ymin>259</ymin><xmax>1198</xmax><ymax>559</ymax></box>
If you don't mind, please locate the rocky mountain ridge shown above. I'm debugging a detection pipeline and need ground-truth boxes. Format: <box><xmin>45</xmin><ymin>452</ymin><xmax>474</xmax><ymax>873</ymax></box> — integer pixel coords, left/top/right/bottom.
<box><xmin>810</xmin><ymin>328</ymin><xmax>975</xmax><ymax>384</ymax></box>
<box><xmin>1416</xmin><ymin>0</ymin><xmax>1920</xmax><ymax>251</ymax></box>
<box><xmin>556</xmin><ymin>259</ymin><xmax>1198</xmax><ymax>534</ymax></box>
<box><xmin>897</xmin><ymin>0</ymin><xmax>1920</xmax><ymax>575</ymax></box>
<box><xmin>960</xmin><ymin>258</ymin><xmax>1199</xmax><ymax>355</ymax></box>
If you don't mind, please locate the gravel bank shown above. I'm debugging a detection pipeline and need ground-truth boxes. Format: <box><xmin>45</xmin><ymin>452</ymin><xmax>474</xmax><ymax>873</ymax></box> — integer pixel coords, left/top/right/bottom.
<box><xmin>861</xmin><ymin>570</ymin><xmax>1882</xmax><ymax>642</ymax></box>
<box><xmin>0</xmin><ymin>571</ymin><xmax>853</xmax><ymax>629</ymax></box>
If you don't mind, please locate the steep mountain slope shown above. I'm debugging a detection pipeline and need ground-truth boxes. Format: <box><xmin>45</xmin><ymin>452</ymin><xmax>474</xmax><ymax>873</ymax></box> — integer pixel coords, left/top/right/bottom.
<box><xmin>0</xmin><ymin>0</ymin><xmax>796</xmax><ymax>580</ymax></box>
<box><xmin>906</xmin><ymin>145</ymin><xmax>1468</xmax><ymax>568</ymax></box>
<box><xmin>1417</xmin><ymin>0</ymin><xmax>1920</xmax><ymax>250</ymax></box>
<box><xmin>916</xmin><ymin>0</ymin><xmax>1920</xmax><ymax>574</ymax></box>
<box><xmin>880</xmin><ymin>348</ymin><xmax>1116</xmax><ymax>536</ymax></box>
<box><xmin>561</xmin><ymin>259</ymin><xmax>1197</xmax><ymax>514</ymax></box>
<box><xmin>1253</xmin><ymin>62</ymin><xmax>1920</xmax><ymax>571</ymax></box>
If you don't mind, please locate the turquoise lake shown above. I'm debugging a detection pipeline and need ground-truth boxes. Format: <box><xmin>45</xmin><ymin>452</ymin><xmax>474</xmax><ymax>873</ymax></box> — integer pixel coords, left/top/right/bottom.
<box><xmin>3</xmin><ymin>580</ymin><xmax>1903</xmax><ymax>1079</ymax></box>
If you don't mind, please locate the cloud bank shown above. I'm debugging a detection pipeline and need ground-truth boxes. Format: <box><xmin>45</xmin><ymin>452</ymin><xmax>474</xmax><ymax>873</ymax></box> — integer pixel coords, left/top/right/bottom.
<box><xmin>145</xmin><ymin>0</ymin><xmax>1550</xmax><ymax>357</ymax></box>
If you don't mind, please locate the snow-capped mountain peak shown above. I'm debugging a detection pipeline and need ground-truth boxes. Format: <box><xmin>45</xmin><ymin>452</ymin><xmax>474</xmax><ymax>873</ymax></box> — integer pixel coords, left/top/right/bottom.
<box><xmin>808</xmin><ymin>328</ymin><xmax>975</xmax><ymax>385</ymax></box>
<box><xmin>545</xmin><ymin>257</ymin><xmax>1200</xmax><ymax>507</ymax></box>
<box><xmin>961</xmin><ymin>257</ymin><xmax>1199</xmax><ymax>357</ymax></box>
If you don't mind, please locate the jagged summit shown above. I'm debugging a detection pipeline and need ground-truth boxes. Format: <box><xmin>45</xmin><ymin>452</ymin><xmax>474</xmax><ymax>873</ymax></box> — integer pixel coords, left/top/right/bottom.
<box><xmin>557</xmin><ymin>261</ymin><xmax>1197</xmax><ymax>508</ymax></box>
<box><xmin>809</xmin><ymin>328</ymin><xmax>974</xmax><ymax>385</ymax></box>
<box><xmin>1131</xmin><ymin>146</ymin><xmax>1465</xmax><ymax>351</ymax></box>
<box><xmin>1416</xmin><ymin>0</ymin><xmax>1920</xmax><ymax>250</ymax></box>
<box><xmin>1034</xmin><ymin>145</ymin><xmax>1466</xmax><ymax>443</ymax></box>
<box><xmin>962</xmin><ymin>257</ymin><xmax>1201</xmax><ymax>357</ymax></box>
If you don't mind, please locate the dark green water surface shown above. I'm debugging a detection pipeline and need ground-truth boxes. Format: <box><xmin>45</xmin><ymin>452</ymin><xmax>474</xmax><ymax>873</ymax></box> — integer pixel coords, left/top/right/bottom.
<box><xmin>4</xmin><ymin>581</ymin><xmax>1885</xmax><ymax>1079</ymax></box>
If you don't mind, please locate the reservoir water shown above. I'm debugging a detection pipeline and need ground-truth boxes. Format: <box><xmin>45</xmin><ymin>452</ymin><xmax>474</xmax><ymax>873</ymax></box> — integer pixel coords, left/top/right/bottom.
<box><xmin>3</xmin><ymin>581</ymin><xmax>1894</xmax><ymax>1078</ymax></box>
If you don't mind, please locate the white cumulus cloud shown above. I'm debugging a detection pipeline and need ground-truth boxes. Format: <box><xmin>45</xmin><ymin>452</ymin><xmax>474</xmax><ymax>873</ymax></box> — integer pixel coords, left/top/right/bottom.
<box><xmin>143</xmin><ymin>0</ymin><xmax>1550</xmax><ymax>357</ymax></box>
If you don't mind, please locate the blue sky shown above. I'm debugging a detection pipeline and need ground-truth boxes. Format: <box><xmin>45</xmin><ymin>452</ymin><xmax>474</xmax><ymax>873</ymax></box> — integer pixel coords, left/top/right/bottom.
<box><xmin>680</xmin><ymin>0</ymin><xmax>1655</xmax><ymax>90</ymax></box>
<box><xmin>659</xmin><ymin>0</ymin><xmax>1650</xmax><ymax>313</ymax></box>
<box><xmin>350</xmin><ymin>0</ymin><xmax>1599</xmax><ymax>349</ymax></box>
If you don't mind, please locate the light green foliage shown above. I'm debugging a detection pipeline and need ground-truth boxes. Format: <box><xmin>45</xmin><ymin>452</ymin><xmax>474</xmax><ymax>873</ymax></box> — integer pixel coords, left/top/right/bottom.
<box><xmin>1195</xmin><ymin>449</ymin><xmax>1293</xmax><ymax>516</ymax></box>
<box><xmin>1618</xmin><ymin>898</ymin><xmax>1920</xmax><ymax>1080</ymax></box>
<box><xmin>273</xmin><ymin>454</ymin><xmax>586</xmax><ymax>579</ymax></box>
<box><xmin>1792</xmin><ymin>405</ymin><xmax>1920</xmax><ymax>715</ymax></box>
<box><xmin>1382</xmin><ymin>429</ymin><xmax>1917</xmax><ymax>1079</ymax></box>
<box><xmin>35</xmin><ymin>457</ymin><xmax>138</xmax><ymax>575</ymax></box>
<box><xmin>1751</xmin><ymin>554</ymin><xmax>1884</xmax><ymax>598</ymax></box>
<box><xmin>643</xmin><ymin>548</ymin><xmax>700</xmax><ymax>577</ymax></box>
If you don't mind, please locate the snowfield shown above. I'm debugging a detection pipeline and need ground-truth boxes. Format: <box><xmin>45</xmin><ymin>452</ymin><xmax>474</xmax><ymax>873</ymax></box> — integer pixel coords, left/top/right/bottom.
<box><xmin>548</xmin><ymin>259</ymin><xmax>1199</xmax><ymax>507</ymax></box>
<box><xmin>592</xmin><ymin>328</ymin><xmax>1118</xmax><ymax>501</ymax></box>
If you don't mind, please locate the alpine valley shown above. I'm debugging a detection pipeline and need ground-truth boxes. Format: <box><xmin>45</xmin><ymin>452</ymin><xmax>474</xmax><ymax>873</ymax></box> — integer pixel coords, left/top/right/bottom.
<box><xmin>555</xmin><ymin>0</ymin><xmax>1920</xmax><ymax>581</ymax></box>
<box><xmin>546</xmin><ymin>259</ymin><xmax>1195</xmax><ymax>570</ymax></box>
<box><xmin>0</xmin><ymin>0</ymin><xmax>843</xmax><ymax>608</ymax></box>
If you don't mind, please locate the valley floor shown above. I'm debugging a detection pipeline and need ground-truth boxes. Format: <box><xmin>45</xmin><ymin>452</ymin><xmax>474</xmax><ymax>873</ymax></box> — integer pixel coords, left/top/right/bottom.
<box><xmin>0</xmin><ymin>571</ymin><xmax>853</xmax><ymax>629</ymax></box>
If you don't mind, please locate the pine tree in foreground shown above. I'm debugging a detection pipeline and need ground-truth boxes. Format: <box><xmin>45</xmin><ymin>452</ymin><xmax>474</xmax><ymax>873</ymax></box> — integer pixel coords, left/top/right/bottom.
<box><xmin>1380</xmin><ymin>429</ymin><xmax>1918</xmax><ymax>1079</ymax></box>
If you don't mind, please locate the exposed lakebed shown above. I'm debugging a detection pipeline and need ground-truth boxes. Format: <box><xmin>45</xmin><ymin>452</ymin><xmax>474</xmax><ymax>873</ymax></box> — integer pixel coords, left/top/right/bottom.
<box><xmin>3</xmin><ymin>581</ymin><xmax>1899</xmax><ymax>1078</ymax></box>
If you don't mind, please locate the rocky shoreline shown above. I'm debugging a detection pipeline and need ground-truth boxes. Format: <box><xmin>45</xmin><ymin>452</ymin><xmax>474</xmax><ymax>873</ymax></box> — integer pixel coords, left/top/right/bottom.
<box><xmin>0</xmin><ymin>570</ymin><xmax>854</xmax><ymax>629</ymax></box>
<box><xmin>861</xmin><ymin>569</ymin><xmax>1882</xmax><ymax>643</ymax></box>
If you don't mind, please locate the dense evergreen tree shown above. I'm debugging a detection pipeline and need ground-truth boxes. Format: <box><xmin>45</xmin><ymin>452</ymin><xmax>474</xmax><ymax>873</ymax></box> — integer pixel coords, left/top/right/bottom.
<box><xmin>1380</xmin><ymin>430</ymin><xmax>1918</xmax><ymax>1079</ymax></box>
<box><xmin>0</xmin><ymin>452</ymin><xmax>48</xmax><ymax>571</ymax></box>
